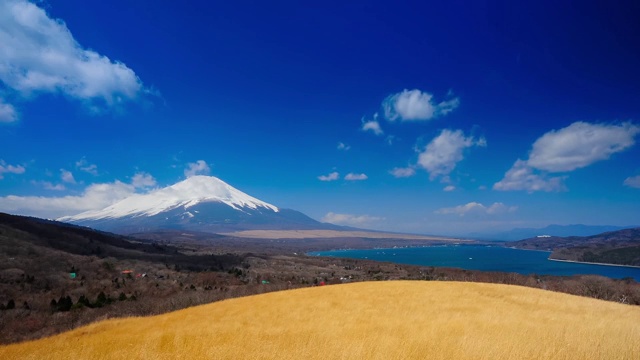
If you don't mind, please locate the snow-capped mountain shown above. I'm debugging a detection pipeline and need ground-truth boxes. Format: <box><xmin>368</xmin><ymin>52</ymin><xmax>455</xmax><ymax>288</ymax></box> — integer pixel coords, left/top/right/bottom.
<box><xmin>58</xmin><ymin>176</ymin><xmax>332</xmax><ymax>234</ymax></box>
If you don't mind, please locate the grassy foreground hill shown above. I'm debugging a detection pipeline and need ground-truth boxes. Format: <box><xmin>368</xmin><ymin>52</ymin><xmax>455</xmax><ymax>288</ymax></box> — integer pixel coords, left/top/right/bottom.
<box><xmin>2</xmin><ymin>281</ymin><xmax>639</xmax><ymax>360</ymax></box>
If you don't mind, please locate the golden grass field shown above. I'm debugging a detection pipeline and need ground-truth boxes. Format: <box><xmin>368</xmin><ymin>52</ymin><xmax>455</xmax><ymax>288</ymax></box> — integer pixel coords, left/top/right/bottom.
<box><xmin>2</xmin><ymin>281</ymin><xmax>639</xmax><ymax>359</ymax></box>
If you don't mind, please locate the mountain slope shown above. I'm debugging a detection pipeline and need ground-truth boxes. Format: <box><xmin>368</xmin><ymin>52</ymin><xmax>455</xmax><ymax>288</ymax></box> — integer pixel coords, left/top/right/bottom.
<box><xmin>511</xmin><ymin>227</ymin><xmax>640</xmax><ymax>266</ymax></box>
<box><xmin>470</xmin><ymin>224</ymin><xmax>633</xmax><ymax>241</ymax></box>
<box><xmin>58</xmin><ymin>176</ymin><xmax>337</xmax><ymax>234</ymax></box>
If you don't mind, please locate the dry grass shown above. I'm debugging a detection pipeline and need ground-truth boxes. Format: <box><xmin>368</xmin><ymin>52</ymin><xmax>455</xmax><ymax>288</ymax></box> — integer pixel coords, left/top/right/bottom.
<box><xmin>1</xmin><ymin>281</ymin><xmax>639</xmax><ymax>359</ymax></box>
<box><xmin>220</xmin><ymin>229</ymin><xmax>465</xmax><ymax>240</ymax></box>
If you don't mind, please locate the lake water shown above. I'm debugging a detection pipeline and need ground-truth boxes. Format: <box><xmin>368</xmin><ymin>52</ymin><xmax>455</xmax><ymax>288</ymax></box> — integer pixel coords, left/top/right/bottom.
<box><xmin>310</xmin><ymin>245</ymin><xmax>640</xmax><ymax>281</ymax></box>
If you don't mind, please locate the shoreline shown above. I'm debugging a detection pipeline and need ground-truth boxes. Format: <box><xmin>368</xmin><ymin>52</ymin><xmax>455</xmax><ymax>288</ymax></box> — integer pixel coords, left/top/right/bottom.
<box><xmin>548</xmin><ymin>258</ymin><xmax>640</xmax><ymax>269</ymax></box>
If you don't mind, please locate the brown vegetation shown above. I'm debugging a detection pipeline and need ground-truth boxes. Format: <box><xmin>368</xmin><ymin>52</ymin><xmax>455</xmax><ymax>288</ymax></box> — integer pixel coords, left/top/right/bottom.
<box><xmin>1</xmin><ymin>213</ymin><xmax>640</xmax><ymax>345</ymax></box>
<box><xmin>512</xmin><ymin>227</ymin><xmax>640</xmax><ymax>266</ymax></box>
<box><xmin>2</xmin><ymin>281</ymin><xmax>639</xmax><ymax>360</ymax></box>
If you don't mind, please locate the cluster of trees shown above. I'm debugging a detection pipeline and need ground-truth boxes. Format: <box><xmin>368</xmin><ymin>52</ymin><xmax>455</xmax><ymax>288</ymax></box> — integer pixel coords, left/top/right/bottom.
<box><xmin>50</xmin><ymin>292</ymin><xmax>137</xmax><ymax>313</ymax></box>
<box><xmin>0</xmin><ymin>299</ymin><xmax>30</xmax><ymax>311</ymax></box>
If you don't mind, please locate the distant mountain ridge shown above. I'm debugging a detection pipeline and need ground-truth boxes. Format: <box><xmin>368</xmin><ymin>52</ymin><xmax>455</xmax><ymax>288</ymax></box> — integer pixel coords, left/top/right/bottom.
<box><xmin>469</xmin><ymin>224</ymin><xmax>636</xmax><ymax>241</ymax></box>
<box><xmin>58</xmin><ymin>176</ymin><xmax>340</xmax><ymax>234</ymax></box>
<box><xmin>511</xmin><ymin>227</ymin><xmax>640</xmax><ymax>266</ymax></box>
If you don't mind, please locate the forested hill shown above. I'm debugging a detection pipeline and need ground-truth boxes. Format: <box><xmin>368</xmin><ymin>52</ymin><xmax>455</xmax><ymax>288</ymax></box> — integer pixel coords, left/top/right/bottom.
<box><xmin>511</xmin><ymin>228</ymin><xmax>640</xmax><ymax>266</ymax></box>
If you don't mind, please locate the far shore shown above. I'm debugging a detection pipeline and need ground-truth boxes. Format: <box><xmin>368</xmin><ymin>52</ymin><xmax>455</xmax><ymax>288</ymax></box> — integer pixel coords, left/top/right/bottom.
<box><xmin>548</xmin><ymin>258</ymin><xmax>640</xmax><ymax>269</ymax></box>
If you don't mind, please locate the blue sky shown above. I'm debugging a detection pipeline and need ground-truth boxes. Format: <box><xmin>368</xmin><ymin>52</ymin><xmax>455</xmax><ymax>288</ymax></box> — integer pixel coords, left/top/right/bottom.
<box><xmin>1</xmin><ymin>0</ymin><xmax>639</xmax><ymax>235</ymax></box>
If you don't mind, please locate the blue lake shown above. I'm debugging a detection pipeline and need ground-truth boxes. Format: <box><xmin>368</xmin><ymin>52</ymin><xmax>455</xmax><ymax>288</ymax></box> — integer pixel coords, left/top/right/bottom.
<box><xmin>310</xmin><ymin>245</ymin><xmax>640</xmax><ymax>281</ymax></box>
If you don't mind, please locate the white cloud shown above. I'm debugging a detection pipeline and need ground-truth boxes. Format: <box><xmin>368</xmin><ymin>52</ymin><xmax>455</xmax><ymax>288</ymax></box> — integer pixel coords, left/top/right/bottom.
<box><xmin>443</xmin><ymin>185</ymin><xmax>456</xmax><ymax>192</ymax></box>
<box><xmin>322</xmin><ymin>212</ymin><xmax>384</xmax><ymax>227</ymax></box>
<box><xmin>32</xmin><ymin>180</ymin><xmax>65</xmax><ymax>191</ymax></box>
<box><xmin>362</xmin><ymin>119</ymin><xmax>383</xmax><ymax>136</ymax></box>
<box><xmin>493</xmin><ymin>159</ymin><xmax>567</xmax><ymax>192</ymax></box>
<box><xmin>0</xmin><ymin>160</ymin><xmax>25</xmax><ymax>179</ymax></box>
<box><xmin>417</xmin><ymin>129</ymin><xmax>486</xmax><ymax>181</ymax></box>
<box><xmin>318</xmin><ymin>172</ymin><xmax>339</xmax><ymax>181</ymax></box>
<box><xmin>494</xmin><ymin>122</ymin><xmax>639</xmax><ymax>192</ymax></box>
<box><xmin>390</xmin><ymin>167</ymin><xmax>416</xmax><ymax>178</ymax></box>
<box><xmin>75</xmin><ymin>158</ymin><xmax>98</xmax><ymax>175</ymax></box>
<box><xmin>60</xmin><ymin>169</ymin><xmax>75</xmax><ymax>183</ymax></box>
<box><xmin>0</xmin><ymin>98</ymin><xmax>18</xmax><ymax>122</ymax></box>
<box><xmin>184</xmin><ymin>160</ymin><xmax>210</xmax><ymax>177</ymax></box>
<box><xmin>624</xmin><ymin>175</ymin><xmax>640</xmax><ymax>189</ymax></box>
<box><xmin>337</xmin><ymin>142</ymin><xmax>350</xmax><ymax>151</ymax></box>
<box><xmin>131</xmin><ymin>172</ymin><xmax>157</xmax><ymax>188</ymax></box>
<box><xmin>527</xmin><ymin>122</ymin><xmax>640</xmax><ymax>172</ymax></box>
<box><xmin>0</xmin><ymin>180</ymin><xmax>136</xmax><ymax>219</ymax></box>
<box><xmin>344</xmin><ymin>173</ymin><xmax>368</xmax><ymax>181</ymax></box>
<box><xmin>435</xmin><ymin>202</ymin><xmax>517</xmax><ymax>216</ymax></box>
<box><xmin>382</xmin><ymin>89</ymin><xmax>460</xmax><ymax>121</ymax></box>
<box><xmin>0</xmin><ymin>0</ymin><xmax>147</xmax><ymax>115</ymax></box>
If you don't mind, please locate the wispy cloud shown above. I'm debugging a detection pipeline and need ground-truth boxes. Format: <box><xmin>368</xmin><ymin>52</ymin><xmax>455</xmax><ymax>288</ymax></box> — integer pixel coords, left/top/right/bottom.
<box><xmin>0</xmin><ymin>0</ymin><xmax>150</xmax><ymax>118</ymax></box>
<box><xmin>184</xmin><ymin>160</ymin><xmax>211</xmax><ymax>177</ymax></box>
<box><xmin>75</xmin><ymin>158</ymin><xmax>98</xmax><ymax>175</ymax></box>
<box><xmin>344</xmin><ymin>173</ymin><xmax>368</xmax><ymax>181</ymax></box>
<box><xmin>337</xmin><ymin>142</ymin><xmax>351</xmax><ymax>151</ymax></box>
<box><xmin>0</xmin><ymin>99</ymin><xmax>18</xmax><ymax>122</ymax></box>
<box><xmin>495</xmin><ymin>122</ymin><xmax>639</xmax><ymax>192</ymax></box>
<box><xmin>0</xmin><ymin>160</ymin><xmax>25</xmax><ymax>179</ymax></box>
<box><xmin>443</xmin><ymin>185</ymin><xmax>456</xmax><ymax>192</ymax></box>
<box><xmin>322</xmin><ymin>212</ymin><xmax>384</xmax><ymax>226</ymax></box>
<box><xmin>417</xmin><ymin>129</ymin><xmax>486</xmax><ymax>181</ymax></box>
<box><xmin>31</xmin><ymin>180</ymin><xmax>65</xmax><ymax>191</ymax></box>
<box><xmin>382</xmin><ymin>89</ymin><xmax>459</xmax><ymax>121</ymax></box>
<box><xmin>318</xmin><ymin>171</ymin><xmax>339</xmax><ymax>181</ymax></box>
<box><xmin>435</xmin><ymin>202</ymin><xmax>517</xmax><ymax>216</ymax></box>
<box><xmin>60</xmin><ymin>169</ymin><xmax>76</xmax><ymax>184</ymax></box>
<box><xmin>389</xmin><ymin>167</ymin><xmax>416</xmax><ymax>178</ymax></box>
<box><xmin>361</xmin><ymin>113</ymin><xmax>383</xmax><ymax>135</ymax></box>
<box><xmin>493</xmin><ymin>159</ymin><xmax>567</xmax><ymax>192</ymax></box>
<box><xmin>624</xmin><ymin>175</ymin><xmax>640</xmax><ymax>189</ymax></box>
<box><xmin>131</xmin><ymin>172</ymin><xmax>157</xmax><ymax>188</ymax></box>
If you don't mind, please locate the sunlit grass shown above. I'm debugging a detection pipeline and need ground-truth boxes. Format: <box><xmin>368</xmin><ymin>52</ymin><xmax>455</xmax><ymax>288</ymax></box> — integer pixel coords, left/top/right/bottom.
<box><xmin>2</xmin><ymin>281</ymin><xmax>639</xmax><ymax>359</ymax></box>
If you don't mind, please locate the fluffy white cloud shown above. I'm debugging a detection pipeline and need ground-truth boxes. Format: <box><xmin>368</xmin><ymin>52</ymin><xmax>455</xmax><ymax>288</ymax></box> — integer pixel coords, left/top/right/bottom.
<box><xmin>322</xmin><ymin>212</ymin><xmax>384</xmax><ymax>226</ymax></box>
<box><xmin>443</xmin><ymin>185</ymin><xmax>456</xmax><ymax>192</ymax></box>
<box><xmin>344</xmin><ymin>173</ymin><xmax>368</xmax><ymax>181</ymax></box>
<box><xmin>417</xmin><ymin>129</ymin><xmax>486</xmax><ymax>180</ymax></box>
<box><xmin>0</xmin><ymin>160</ymin><xmax>25</xmax><ymax>179</ymax></box>
<box><xmin>494</xmin><ymin>122</ymin><xmax>639</xmax><ymax>192</ymax></box>
<box><xmin>624</xmin><ymin>175</ymin><xmax>640</xmax><ymax>189</ymax></box>
<box><xmin>0</xmin><ymin>99</ymin><xmax>17</xmax><ymax>122</ymax></box>
<box><xmin>435</xmin><ymin>202</ymin><xmax>517</xmax><ymax>216</ymax></box>
<box><xmin>0</xmin><ymin>180</ymin><xmax>136</xmax><ymax>219</ymax></box>
<box><xmin>337</xmin><ymin>142</ymin><xmax>351</xmax><ymax>151</ymax></box>
<box><xmin>131</xmin><ymin>172</ymin><xmax>157</xmax><ymax>188</ymax></box>
<box><xmin>527</xmin><ymin>122</ymin><xmax>640</xmax><ymax>172</ymax></box>
<box><xmin>493</xmin><ymin>159</ymin><xmax>567</xmax><ymax>192</ymax></box>
<box><xmin>75</xmin><ymin>158</ymin><xmax>98</xmax><ymax>175</ymax></box>
<box><xmin>0</xmin><ymin>0</ymin><xmax>147</xmax><ymax>115</ymax></box>
<box><xmin>390</xmin><ymin>167</ymin><xmax>416</xmax><ymax>178</ymax></box>
<box><xmin>184</xmin><ymin>160</ymin><xmax>210</xmax><ymax>177</ymax></box>
<box><xmin>60</xmin><ymin>169</ymin><xmax>75</xmax><ymax>184</ymax></box>
<box><xmin>318</xmin><ymin>171</ymin><xmax>339</xmax><ymax>181</ymax></box>
<box><xmin>362</xmin><ymin>119</ymin><xmax>383</xmax><ymax>136</ymax></box>
<box><xmin>382</xmin><ymin>89</ymin><xmax>460</xmax><ymax>121</ymax></box>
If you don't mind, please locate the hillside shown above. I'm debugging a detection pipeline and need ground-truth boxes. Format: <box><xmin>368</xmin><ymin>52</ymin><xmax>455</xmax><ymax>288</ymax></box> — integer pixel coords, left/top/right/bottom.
<box><xmin>2</xmin><ymin>281</ymin><xmax>639</xmax><ymax>360</ymax></box>
<box><xmin>511</xmin><ymin>227</ymin><xmax>640</xmax><ymax>266</ymax></box>
<box><xmin>471</xmin><ymin>224</ymin><xmax>633</xmax><ymax>241</ymax></box>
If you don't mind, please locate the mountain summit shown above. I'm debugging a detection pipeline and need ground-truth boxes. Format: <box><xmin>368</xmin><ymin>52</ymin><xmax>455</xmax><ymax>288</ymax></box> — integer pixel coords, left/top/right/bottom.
<box><xmin>58</xmin><ymin>176</ymin><xmax>330</xmax><ymax>234</ymax></box>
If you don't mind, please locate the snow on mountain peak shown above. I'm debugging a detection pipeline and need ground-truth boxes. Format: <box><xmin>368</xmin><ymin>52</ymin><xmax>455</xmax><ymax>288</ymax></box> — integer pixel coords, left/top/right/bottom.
<box><xmin>59</xmin><ymin>175</ymin><xmax>279</xmax><ymax>221</ymax></box>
